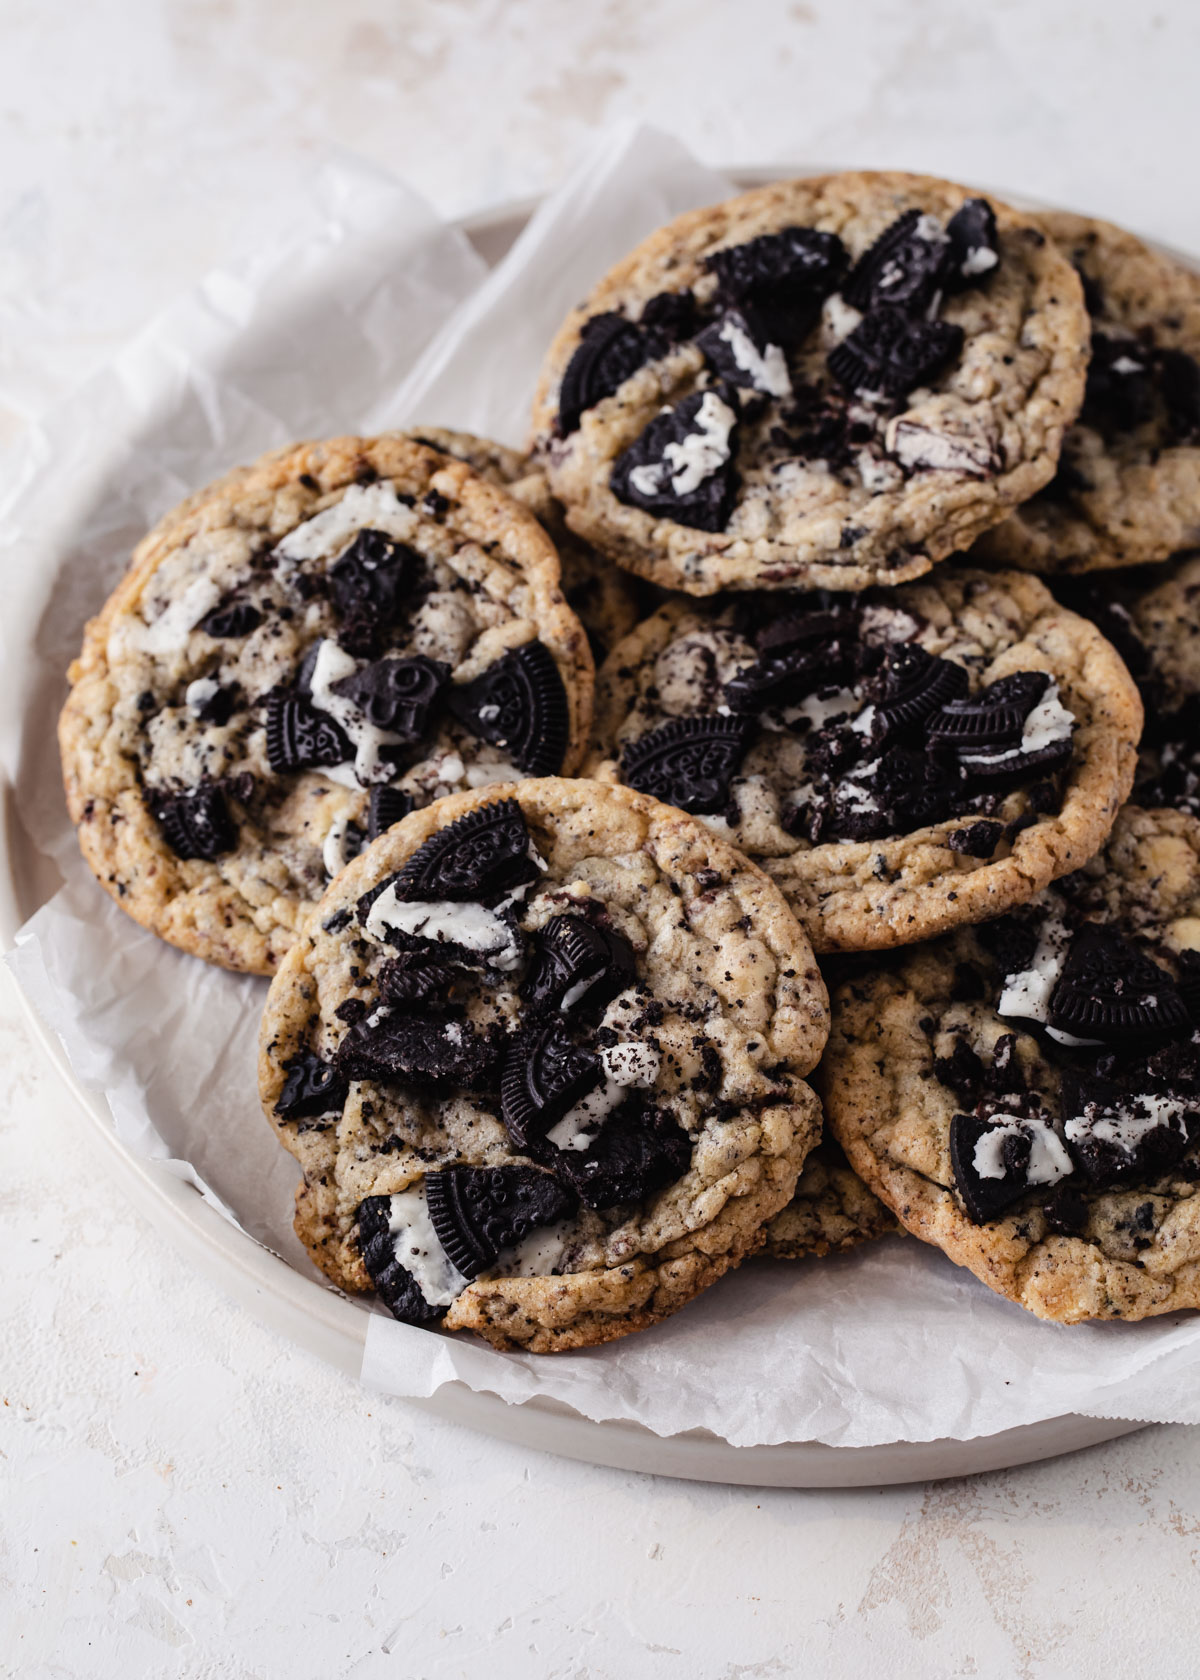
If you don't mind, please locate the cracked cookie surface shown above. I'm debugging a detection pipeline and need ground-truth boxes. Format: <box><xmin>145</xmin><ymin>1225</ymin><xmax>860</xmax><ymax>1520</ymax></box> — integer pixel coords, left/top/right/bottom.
<box><xmin>532</xmin><ymin>172</ymin><xmax>1088</xmax><ymax>596</ymax></box>
<box><xmin>822</xmin><ymin>805</ymin><xmax>1200</xmax><ymax>1321</ymax></box>
<box><xmin>587</xmin><ymin>567</ymin><xmax>1142</xmax><ymax>952</ymax></box>
<box><xmin>974</xmin><ymin>210</ymin><xmax>1200</xmax><ymax>574</ymax></box>
<box><xmin>59</xmin><ymin>434</ymin><xmax>593</xmax><ymax>974</ymax></box>
<box><xmin>258</xmin><ymin>779</ymin><xmax>828</xmax><ymax>1352</ymax></box>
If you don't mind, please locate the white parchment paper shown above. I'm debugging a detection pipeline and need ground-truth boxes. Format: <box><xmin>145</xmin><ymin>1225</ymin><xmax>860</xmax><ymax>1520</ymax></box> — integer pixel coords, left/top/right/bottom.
<box><xmin>5</xmin><ymin>129</ymin><xmax>1200</xmax><ymax>1449</ymax></box>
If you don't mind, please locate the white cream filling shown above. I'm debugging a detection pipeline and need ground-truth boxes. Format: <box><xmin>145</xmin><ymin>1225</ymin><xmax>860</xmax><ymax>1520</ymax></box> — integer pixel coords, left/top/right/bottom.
<box><xmin>185</xmin><ymin>676</ymin><xmax>219</xmax><ymax>714</ymax></box>
<box><xmin>384</xmin><ymin>1187</ymin><xmax>469</xmax><ymax>1308</ymax></box>
<box><xmin>887</xmin><ymin>420</ymin><xmax>997</xmax><ymax>476</ymax></box>
<box><xmin>1064</xmin><ymin>1093</ymin><xmax>1188</xmax><ymax>1156</ymax></box>
<box><xmin>820</xmin><ymin>292</ymin><xmax>863</xmax><ymax>346</ymax></box>
<box><xmin>972</xmin><ymin>1115</ymin><xmax>1073</xmax><ymax>1186</ymax></box>
<box><xmin>961</xmin><ymin>244</ymin><xmax>999</xmax><ymax>278</ymax></box>
<box><xmin>628</xmin><ymin>392</ymin><xmax>738</xmax><ymax>500</ymax></box>
<box><xmin>137</xmin><ymin>576</ymin><xmax>224</xmax><ymax>656</ymax></box>
<box><xmin>307</xmin><ymin>638</ymin><xmax>408</xmax><ymax>787</ymax></box>
<box><xmin>545</xmin><ymin>1034</ymin><xmax>660</xmax><ymax>1153</ymax></box>
<box><xmin>275</xmin><ymin>482</ymin><xmax>417</xmax><ymax>564</ymax></box>
<box><xmin>322</xmin><ymin>816</ymin><xmax>357</xmax><ymax>879</ymax></box>
<box><xmin>718</xmin><ymin>316</ymin><xmax>791</xmax><ymax>398</ymax></box>
<box><xmin>488</xmin><ymin>1220</ymin><xmax>574</xmax><ymax>1279</ymax></box>
<box><xmin>997</xmin><ymin>917</ymin><xmax>1071</xmax><ymax>1026</ymax></box>
<box><xmin>363</xmin><ymin>884</ymin><xmax>525</xmax><ymax>970</ymax></box>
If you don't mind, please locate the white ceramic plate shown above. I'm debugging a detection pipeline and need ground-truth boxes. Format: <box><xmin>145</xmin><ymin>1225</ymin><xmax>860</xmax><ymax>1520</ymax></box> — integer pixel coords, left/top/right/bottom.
<box><xmin>0</xmin><ymin>171</ymin><xmax>1149</xmax><ymax>1487</ymax></box>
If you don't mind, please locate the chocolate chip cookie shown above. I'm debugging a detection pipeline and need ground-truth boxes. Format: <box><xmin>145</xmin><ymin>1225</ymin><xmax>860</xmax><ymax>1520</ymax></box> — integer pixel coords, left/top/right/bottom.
<box><xmin>59</xmin><ymin>435</ymin><xmax>593</xmax><ymax>974</ymax></box>
<box><xmin>587</xmin><ymin>567</ymin><xmax>1142</xmax><ymax>952</ymax></box>
<box><xmin>258</xmin><ymin>781</ymin><xmax>828</xmax><ymax>1351</ymax></box>
<box><xmin>400</xmin><ymin>426</ymin><xmax>641</xmax><ymax>661</ymax></box>
<box><xmin>532</xmin><ymin>172</ymin><xmax>1089</xmax><ymax>596</ymax></box>
<box><xmin>974</xmin><ymin>211</ymin><xmax>1200</xmax><ymax>574</ymax></box>
<box><xmin>822</xmin><ymin>803</ymin><xmax>1200</xmax><ymax>1321</ymax></box>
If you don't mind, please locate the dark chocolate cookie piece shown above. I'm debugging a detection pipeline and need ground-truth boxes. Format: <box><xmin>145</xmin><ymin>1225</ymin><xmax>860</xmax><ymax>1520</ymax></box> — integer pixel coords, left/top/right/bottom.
<box><xmin>1048</xmin><ymin>924</ymin><xmax>1191</xmax><ymax>1049</ymax></box>
<box><xmin>639</xmin><ymin>287</ymin><xmax>700</xmax><ymax>341</ymax></box>
<box><xmin>705</xmin><ymin>225</ymin><xmax>847</xmax><ymax>344</ymax></box>
<box><xmin>356</xmin><ymin>1195</ymin><xmax>442</xmax><ymax>1326</ymax></box>
<box><xmin>329</xmin><ymin>656</ymin><xmax>449</xmax><ymax>742</ymax></box>
<box><xmin>445</xmin><ymin>642</ymin><xmax>570</xmax><ymax>776</ymax></box>
<box><xmin>328</xmin><ymin>529</ymin><xmax>415</xmax><ymax>657</ymax></box>
<box><xmin>1081</xmin><ymin>332</ymin><xmax>1157</xmax><ymax>434</ymax></box>
<box><xmin>521</xmin><ymin>915</ymin><xmax>638</xmax><ymax>1018</ymax></box>
<box><xmin>335</xmin><ymin>1009</ymin><xmax>501</xmax><ymax>1090</ymax></box>
<box><xmin>620</xmin><ymin>715</ymin><xmax>752</xmax><ymax>815</ymax></box>
<box><xmin>148</xmin><ymin>783</ymin><xmax>237</xmax><ymax>862</ymax></box>
<box><xmin>724</xmin><ymin>610</ymin><xmax>857</xmax><ymax>713</ymax></box>
<box><xmin>944</xmin><ymin>198</ymin><xmax>1000</xmax><ymax>293</ymax></box>
<box><xmin>842</xmin><ymin>208</ymin><xmax>950</xmax><ymax>315</ymax></box>
<box><xmin>425</xmin><ymin>1164</ymin><xmax>575</xmax><ymax>1279</ymax></box>
<box><xmin>199</xmin><ymin>597</ymin><xmax>263</xmax><ymax>639</ymax></box>
<box><xmin>557</xmin><ymin>311</ymin><xmax>667</xmax><ymax>436</ymax></box>
<box><xmin>874</xmin><ymin>643</ymin><xmax>969</xmax><ymax>736</ymax></box>
<box><xmin>378</xmin><ymin>949</ymin><xmax>459</xmax><ymax>1008</ymax></box>
<box><xmin>948</xmin><ymin>1111</ymin><xmax>1066</xmax><ymax>1225</ymax></box>
<box><xmin>828</xmin><ymin>307</ymin><xmax>964</xmax><ymax>400</ymax></box>
<box><xmin>695</xmin><ymin>307</ymin><xmax>790</xmax><ymax>396</ymax></box>
<box><xmin>366</xmin><ymin>785</ymin><xmax>415</xmax><ymax>842</ymax></box>
<box><xmin>364</xmin><ymin>798</ymin><xmax>539</xmax><ymax>909</ymax></box>
<box><xmin>610</xmin><ymin>389</ymin><xmax>740</xmax><ymax>532</ymax></box>
<box><xmin>557</xmin><ymin>1101</ymin><xmax>692</xmax><ymax>1210</ymax></box>
<box><xmin>499</xmin><ymin>1019</ymin><xmax>600</xmax><ymax>1150</ymax></box>
<box><xmin>265</xmin><ymin>691</ymin><xmax>351</xmax><ymax>774</ymax></box>
<box><xmin>928</xmin><ymin>671</ymin><xmax>1052</xmax><ymax>750</ymax></box>
<box><xmin>1060</xmin><ymin>1067</ymin><xmax>1192</xmax><ymax>1186</ymax></box>
<box><xmin>274</xmin><ymin>1048</ymin><xmax>349</xmax><ymax>1121</ymax></box>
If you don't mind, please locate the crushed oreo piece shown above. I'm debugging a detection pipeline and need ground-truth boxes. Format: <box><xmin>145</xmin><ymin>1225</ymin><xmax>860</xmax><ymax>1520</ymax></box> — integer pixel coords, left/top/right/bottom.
<box><xmin>445</xmin><ymin>642</ymin><xmax>569</xmax><ymax>775</ymax></box>
<box><xmin>611</xmin><ymin>389</ymin><xmax>740</xmax><ymax>532</ymax></box>
<box><xmin>639</xmin><ymin>288</ymin><xmax>699</xmax><ymax>341</ymax></box>
<box><xmin>557</xmin><ymin>1101</ymin><xmax>692</xmax><ymax>1210</ymax></box>
<box><xmin>274</xmin><ymin>1048</ymin><xmax>348</xmax><ymax>1120</ymax></box>
<box><xmin>378</xmin><ymin>950</ymin><xmax>458</xmax><ymax>1008</ymax></box>
<box><xmin>199</xmin><ymin>598</ymin><xmax>262</xmax><ymax>639</ymax></box>
<box><xmin>149</xmin><ymin>783</ymin><xmax>237</xmax><ymax>861</ymax></box>
<box><xmin>705</xmin><ymin>226</ymin><xmax>847</xmax><ymax>343</ymax></box>
<box><xmin>1082</xmin><ymin>332</ymin><xmax>1157</xmax><ymax>434</ymax></box>
<box><xmin>500</xmin><ymin>1020</ymin><xmax>600</xmax><ymax>1149</ymax></box>
<box><xmin>558</xmin><ymin>311</ymin><xmax>666</xmax><ymax>436</ymax></box>
<box><xmin>943</xmin><ymin>199</ymin><xmax>1000</xmax><ymax>292</ymax></box>
<box><xmin>1049</xmin><ymin>924</ymin><xmax>1191</xmax><ymax>1049</ymax></box>
<box><xmin>928</xmin><ymin>671</ymin><xmax>1051</xmax><ymax>750</ymax></box>
<box><xmin>829</xmin><ymin>307</ymin><xmax>963</xmax><ymax>399</ymax></box>
<box><xmin>425</xmin><ymin>1165</ymin><xmax>575</xmax><ymax>1280</ymax></box>
<box><xmin>933</xmin><ymin>1038</ymin><xmax>987</xmax><ymax>1106</ymax></box>
<box><xmin>522</xmin><ymin>915</ymin><xmax>638</xmax><ymax>1018</ymax></box>
<box><xmin>367</xmin><ymin>785</ymin><xmax>414</xmax><ymax>842</ymax></box>
<box><xmin>1042</xmin><ymin>1182</ymin><xmax>1089</xmax><ymax>1235</ymax></box>
<box><xmin>336</xmin><ymin>1009</ymin><xmax>501</xmax><ymax>1089</ymax></box>
<box><xmin>356</xmin><ymin>1196</ymin><xmax>442</xmax><ymax>1326</ymax></box>
<box><xmin>843</xmin><ymin>209</ymin><xmax>949</xmax><ymax>314</ymax></box>
<box><xmin>372</xmin><ymin>798</ymin><xmax>539</xmax><ymax>905</ymax></box>
<box><xmin>875</xmin><ymin>643</ymin><xmax>969</xmax><ymax>735</ymax></box>
<box><xmin>695</xmin><ymin>307</ymin><xmax>791</xmax><ymax>397</ymax></box>
<box><xmin>265</xmin><ymin>692</ymin><xmax>350</xmax><ymax>774</ymax></box>
<box><xmin>949</xmin><ymin>1111</ymin><xmax>1069</xmax><ymax>1225</ymax></box>
<box><xmin>725</xmin><ymin>612</ymin><xmax>856</xmax><ymax>712</ymax></box>
<box><xmin>1059</xmin><ymin>1067</ymin><xmax>1191</xmax><ymax>1185</ymax></box>
<box><xmin>328</xmin><ymin>529</ymin><xmax>415</xmax><ymax>656</ymax></box>
<box><xmin>330</xmin><ymin>656</ymin><xmax>449</xmax><ymax>742</ymax></box>
<box><xmin>621</xmin><ymin>715</ymin><xmax>751</xmax><ymax>815</ymax></box>
<box><xmin>977</xmin><ymin>914</ymin><xmax>1039</xmax><ymax>978</ymax></box>
<box><xmin>948</xmin><ymin>819</ymin><xmax>1003</xmax><ymax>857</ymax></box>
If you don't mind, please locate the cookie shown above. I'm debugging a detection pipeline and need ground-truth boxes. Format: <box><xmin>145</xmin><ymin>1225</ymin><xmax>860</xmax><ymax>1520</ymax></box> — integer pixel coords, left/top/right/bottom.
<box><xmin>587</xmin><ymin>567</ymin><xmax>1142</xmax><ymax>952</ymax></box>
<box><xmin>973</xmin><ymin>211</ymin><xmax>1200</xmax><ymax>573</ymax></box>
<box><xmin>823</xmin><ymin>804</ymin><xmax>1200</xmax><ymax>1321</ymax></box>
<box><xmin>402</xmin><ymin>426</ymin><xmax>641</xmax><ymax>662</ymax></box>
<box><xmin>1053</xmin><ymin>554</ymin><xmax>1200</xmax><ymax>817</ymax></box>
<box><xmin>760</xmin><ymin>1138</ymin><xmax>900</xmax><ymax>1259</ymax></box>
<box><xmin>258</xmin><ymin>780</ymin><xmax>828</xmax><ymax>1352</ymax></box>
<box><xmin>531</xmin><ymin>172</ymin><xmax>1089</xmax><ymax>596</ymax></box>
<box><xmin>59</xmin><ymin>435</ymin><xmax>593</xmax><ymax>974</ymax></box>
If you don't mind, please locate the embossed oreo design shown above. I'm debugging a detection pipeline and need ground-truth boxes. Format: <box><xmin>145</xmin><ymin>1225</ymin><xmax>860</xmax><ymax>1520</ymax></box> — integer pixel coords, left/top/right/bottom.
<box><xmin>265</xmin><ymin>692</ymin><xmax>350</xmax><ymax>774</ymax></box>
<box><xmin>611</xmin><ymin>389</ymin><xmax>740</xmax><ymax>532</ymax></box>
<box><xmin>445</xmin><ymin>642</ymin><xmax>570</xmax><ymax>776</ymax></box>
<box><xmin>425</xmin><ymin>1165</ymin><xmax>575</xmax><ymax>1280</ymax></box>
<box><xmin>374</xmin><ymin>799</ymin><xmax>539</xmax><ymax>906</ymax></box>
<box><xmin>274</xmin><ymin>1048</ymin><xmax>348</xmax><ymax>1121</ymax></box>
<box><xmin>148</xmin><ymin>784</ymin><xmax>237</xmax><ymax>861</ymax></box>
<box><xmin>329</xmin><ymin>656</ymin><xmax>448</xmax><ymax>743</ymax></box>
<box><xmin>828</xmin><ymin>307</ymin><xmax>963</xmax><ymax>400</ymax></box>
<box><xmin>500</xmin><ymin>1019</ymin><xmax>600</xmax><ymax>1149</ymax></box>
<box><xmin>367</xmin><ymin>785</ymin><xmax>415</xmax><ymax>841</ymax></box>
<box><xmin>874</xmin><ymin>644</ymin><xmax>969</xmax><ymax>735</ymax></box>
<box><xmin>557</xmin><ymin>311</ymin><xmax>668</xmax><ymax>437</ymax></box>
<box><xmin>843</xmin><ymin>209</ymin><xmax>950</xmax><ymax>314</ymax></box>
<box><xmin>621</xmin><ymin>715</ymin><xmax>752</xmax><ymax>815</ymax></box>
<box><xmin>1048</xmin><ymin>924</ymin><xmax>1190</xmax><ymax>1049</ymax></box>
<box><xmin>521</xmin><ymin>916</ymin><xmax>637</xmax><ymax>1018</ymax></box>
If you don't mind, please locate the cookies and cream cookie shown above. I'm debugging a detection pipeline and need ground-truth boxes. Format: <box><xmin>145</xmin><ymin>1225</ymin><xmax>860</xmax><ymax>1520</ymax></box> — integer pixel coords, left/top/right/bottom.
<box><xmin>258</xmin><ymin>781</ymin><xmax>828</xmax><ymax>1351</ymax></box>
<box><xmin>401</xmin><ymin>426</ymin><xmax>641</xmax><ymax>661</ymax></box>
<box><xmin>59</xmin><ymin>435</ymin><xmax>593</xmax><ymax>974</ymax></box>
<box><xmin>822</xmin><ymin>804</ymin><xmax>1200</xmax><ymax>1321</ymax></box>
<box><xmin>532</xmin><ymin>172</ymin><xmax>1089</xmax><ymax>596</ymax></box>
<box><xmin>587</xmin><ymin>567</ymin><xmax>1142</xmax><ymax>952</ymax></box>
<box><xmin>974</xmin><ymin>212</ymin><xmax>1200</xmax><ymax>574</ymax></box>
<box><xmin>761</xmin><ymin>1139</ymin><xmax>900</xmax><ymax>1260</ymax></box>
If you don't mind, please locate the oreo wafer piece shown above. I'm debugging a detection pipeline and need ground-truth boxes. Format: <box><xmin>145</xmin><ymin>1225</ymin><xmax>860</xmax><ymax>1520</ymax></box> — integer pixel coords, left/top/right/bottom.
<box><xmin>557</xmin><ymin>311</ymin><xmax>667</xmax><ymax>436</ymax></box>
<box><xmin>705</xmin><ymin>225</ymin><xmax>846</xmax><ymax>344</ymax></box>
<box><xmin>499</xmin><ymin>1019</ymin><xmax>600</xmax><ymax>1150</ymax></box>
<box><xmin>199</xmin><ymin>597</ymin><xmax>262</xmax><ymax>638</ymax></box>
<box><xmin>842</xmin><ymin>209</ymin><xmax>950</xmax><ymax>315</ymax></box>
<box><xmin>378</xmin><ymin>950</ymin><xmax>458</xmax><ymax>1008</ymax></box>
<box><xmin>363</xmin><ymin>798</ymin><xmax>539</xmax><ymax>911</ymax></box>
<box><xmin>1049</xmin><ymin>924</ymin><xmax>1191</xmax><ymax>1049</ymax></box>
<box><xmin>828</xmin><ymin>307</ymin><xmax>963</xmax><ymax>400</ymax></box>
<box><xmin>274</xmin><ymin>1048</ymin><xmax>348</xmax><ymax>1121</ymax></box>
<box><xmin>330</xmin><ymin>656</ymin><xmax>449</xmax><ymax>742</ymax></box>
<box><xmin>521</xmin><ymin>915</ymin><xmax>637</xmax><ymax>1018</ymax></box>
<box><xmin>265</xmin><ymin>692</ymin><xmax>350</xmax><ymax>774</ymax></box>
<box><xmin>725</xmin><ymin>612</ymin><xmax>856</xmax><ymax>713</ymax></box>
<box><xmin>1060</xmin><ymin>1067</ymin><xmax>1190</xmax><ymax>1186</ymax></box>
<box><xmin>425</xmin><ymin>1165</ymin><xmax>575</xmax><ymax>1280</ymax></box>
<box><xmin>621</xmin><ymin>715</ymin><xmax>751</xmax><ymax>815</ymax></box>
<box><xmin>356</xmin><ymin>1195</ymin><xmax>442</xmax><ymax>1326</ymax></box>
<box><xmin>874</xmin><ymin>643</ymin><xmax>968</xmax><ymax>735</ymax></box>
<box><xmin>949</xmin><ymin>1112</ymin><xmax>1039</xmax><ymax>1224</ymax></box>
<box><xmin>335</xmin><ymin>1009</ymin><xmax>501</xmax><ymax>1090</ymax></box>
<box><xmin>928</xmin><ymin>671</ymin><xmax>1051</xmax><ymax>749</ymax></box>
<box><xmin>944</xmin><ymin>198</ymin><xmax>999</xmax><ymax>293</ymax></box>
<box><xmin>148</xmin><ymin>783</ymin><xmax>237</xmax><ymax>861</ymax></box>
<box><xmin>610</xmin><ymin>389</ymin><xmax>740</xmax><ymax>533</ymax></box>
<box><xmin>558</xmin><ymin>1101</ymin><xmax>692</xmax><ymax>1210</ymax></box>
<box><xmin>367</xmin><ymin>785</ymin><xmax>414</xmax><ymax>841</ymax></box>
<box><xmin>328</xmin><ymin>529</ymin><xmax>415</xmax><ymax>657</ymax></box>
<box><xmin>445</xmin><ymin>642</ymin><xmax>569</xmax><ymax>775</ymax></box>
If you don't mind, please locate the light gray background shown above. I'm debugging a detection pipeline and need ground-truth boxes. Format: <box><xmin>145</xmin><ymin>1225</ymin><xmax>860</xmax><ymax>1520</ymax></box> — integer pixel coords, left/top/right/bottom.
<box><xmin>3</xmin><ymin>3</ymin><xmax>1199</xmax><ymax>1675</ymax></box>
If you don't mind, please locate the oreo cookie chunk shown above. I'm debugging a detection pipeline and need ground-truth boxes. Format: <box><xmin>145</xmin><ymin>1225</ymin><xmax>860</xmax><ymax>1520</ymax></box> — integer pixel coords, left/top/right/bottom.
<box><xmin>534</xmin><ymin>171</ymin><xmax>1089</xmax><ymax>595</ymax></box>
<box><xmin>259</xmin><ymin>779</ymin><xmax>828</xmax><ymax>1351</ymax></box>
<box><xmin>821</xmin><ymin>804</ymin><xmax>1200</xmax><ymax>1322</ymax></box>
<box><xmin>588</xmin><ymin>566</ymin><xmax>1139</xmax><ymax>953</ymax></box>
<box><xmin>973</xmin><ymin>208</ymin><xmax>1200</xmax><ymax>575</ymax></box>
<box><xmin>60</xmin><ymin>432</ymin><xmax>593</xmax><ymax>974</ymax></box>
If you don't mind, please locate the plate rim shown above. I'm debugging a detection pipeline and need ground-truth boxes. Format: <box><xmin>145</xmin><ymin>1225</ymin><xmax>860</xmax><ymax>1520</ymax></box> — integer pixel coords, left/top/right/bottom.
<box><xmin>0</xmin><ymin>164</ymin><xmax>1157</xmax><ymax>1487</ymax></box>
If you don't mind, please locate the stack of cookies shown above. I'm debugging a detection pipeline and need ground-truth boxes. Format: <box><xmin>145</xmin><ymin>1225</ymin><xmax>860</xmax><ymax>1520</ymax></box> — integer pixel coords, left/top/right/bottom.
<box><xmin>59</xmin><ymin>171</ymin><xmax>1200</xmax><ymax>1352</ymax></box>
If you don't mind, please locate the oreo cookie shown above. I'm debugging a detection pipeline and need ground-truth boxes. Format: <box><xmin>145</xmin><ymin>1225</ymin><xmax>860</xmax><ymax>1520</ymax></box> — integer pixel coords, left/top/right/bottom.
<box><xmin>705</xmin><ymin>226</ymin><xmax>847</xmax><ymax>344</ymax></box>
<box><xmin>724</xmin><ymin>612</ymin><xmax>856</xmax><ymax>712</ymax></box>
<box><xmin>328</xmin><ymin>529</ymin><xmax>415</xmax><ymax>657</ymax></box>
<box><xmin>369</xmin><ymin>798</ymin><xmax>539</xmax><ymax>907</ymax></box>
<box><xmin>265</xmin><ymin>692</ymin><xmax>350</xmax><ymax>774</ymax></box>
<box><xmin>695</xmin><ymin>307</ymin><xmax>791</xmax><ymax>397</ymax></box>
<box><xmin>445</xmin><ymin>642</ymin><xmax>569</xmax><ymax>775</ymax></box>
<box><xmin>928</xmin><ymin>671</ymin><xmax>1051</xmax><ymax>750</ymax></box>
<box><xmin>874</xmin><ymin>644</ymin><xmax>969</xmax><ymax>735</ymax></box>
<box><xmin>944</xmin><ymin>198</ymin><xmax>1000</xmax><ymax>293</ymax></box>
<box><xmin>367</xmin><ymin>785</ymin><xmax>414</xmax><ymax>842</ymax></box>
<box><xmin>329</xmin><ymin>656</ymin><xmax>449</xmax><ymax>742</ymax></box>
<box><xmin>1060</xmin><ymin>1067</ymin><xmax>1191</xmax><ymax>1185</ymax></box>
<box><xmin>378</xmin><ymin>950</ymin><xmax>458</xmax><ymax>1008</ymax></box>
<box><xmin>356</xmin><ymin>1195</ymin><xmax>443</xmax><ymax>1326</ymax></box>
<box><xmin>335</xmin><ymin>1009</ymin><xmax>501</xmax><ymax>1090</ymax></box>
<box><xmin>274</xmin><ymin>1048</ymin><xmax>348</xmax><ymax>1121</ymax></box>
<box><xmin>948</xmin><ymin>1111</ymin><xmax>1068</xmax><ymax>1225</ymax></box>
<box><xmin>499</xmin><ymin>1020</ymin><xmax>600</xmax><ymax>1150</ymax></box>
<box><xmin>425</xmin><ymin>1165</ymin><xmax>575</xmax><ymax>1279</ymax></box>
<box><xmin>828</xmin><ymin>307</ymin><xmax>963</xmax><ymax>400</ymax></box>
<box><xmin>521</xmin><ymin>915</ymin><xmax>637</xmax><ymax>1018</ymax></box>
<box><xmin>1081</xmin><ymin>332</ymin><xmax>1157</xmax><ymax>434</ymax></box>
<box><xmin>199</xmin><ymin>597</ymin><xmax>262</xmax><ymax>639</ymax></box>
<box><xmin>557</xmin><ymin>311</ymin><xmax>667</xmax><ymax>436</ymax></box>
<box><xmin>620</xmin><ymin>715</ymin><xmax>751</xmax><ymax>815</ymax></box>
<box><xmin>1048</xmin><ymin>923</ymin><xmax>1191</xmax><ymax>1049</ymax></box>
<box><xmin>558</xmin><ymin>1101</ymin><xmax>692</xmax><ymax>1210</ymax></box>
<box><xmin>639</xmin><ymin>288</ymin><xmax>700</xmax><ymax>341</ymax></box>
<box><xmin>149</xmin><ymin>783</ymin><xmax>237</xmax><ymax>861</ymax></box>
<box><xmin>842</xmin><ymin>209</ymin><xmax>950</xmax><ymax>315</ymax></box>
<box><xmin>610</xmin><ymin>389</ymin><xmax>740</xmax><ymax>532</ymax></box>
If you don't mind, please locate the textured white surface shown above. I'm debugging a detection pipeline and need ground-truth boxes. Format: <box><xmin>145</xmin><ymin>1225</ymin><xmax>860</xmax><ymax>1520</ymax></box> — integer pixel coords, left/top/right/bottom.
<box><xmin>5</xmin><ymin>1</ymin><xmax>1200</xmax><ymax>1674</ymax></box>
